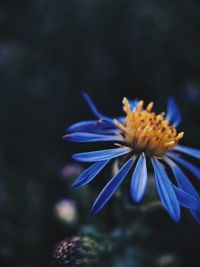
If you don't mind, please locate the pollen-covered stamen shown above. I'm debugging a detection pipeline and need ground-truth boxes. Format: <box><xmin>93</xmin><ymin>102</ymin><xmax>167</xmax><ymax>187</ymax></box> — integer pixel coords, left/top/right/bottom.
<box><xmin>122</xmin><ymin>97</ymin><xmax>131</xmax><ymax>114</ymax></box>
<box><xmin>115</xmin><ymin>99</ymin><xmax>184</xmax><ymax>156</ymax></box>
<box><xmin>146</xmin><ymin>101</ymin><xmax>154</xmax><ymax>112</ymax></box>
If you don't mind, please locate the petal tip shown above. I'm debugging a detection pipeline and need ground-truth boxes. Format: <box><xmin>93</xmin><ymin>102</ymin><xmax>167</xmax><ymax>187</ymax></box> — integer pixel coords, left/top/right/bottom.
<box><xmin>71</xmin><ymin>154</ymin><xmax>78</xmax><ymax>161</ymax></box>
<box><xmin>70</xmin><ymin>183</ymin><xmax>78</xmax><ymax>189</ymax></box>
<box><xmin>173</xmin><ymin>214</ymin><xmax>181</xmax><ymax>223</ymax></box>
<box><xmin>133</xmin><ymin>195</ymin><xmax>142</xmax><ymax>203</ymax></box>
<box><xmin>90</xmin><ymin>207</ymin><xmax>98</xmax><ymax>216</ymax></box>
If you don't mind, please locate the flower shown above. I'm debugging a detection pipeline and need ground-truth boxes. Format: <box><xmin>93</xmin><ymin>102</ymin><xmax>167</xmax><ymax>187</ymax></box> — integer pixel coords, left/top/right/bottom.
<box><xmin>64</xmin><ymin>92</ymin><xmax>200</xmax><ymax>222</ymax></box>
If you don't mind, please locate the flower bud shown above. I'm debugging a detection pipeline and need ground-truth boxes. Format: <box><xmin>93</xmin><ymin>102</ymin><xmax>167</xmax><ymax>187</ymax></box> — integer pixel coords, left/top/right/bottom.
<box><xmin>53</xmin><ymin>236</ymin><xmax>100</xmax><ymax>266</ymax></box>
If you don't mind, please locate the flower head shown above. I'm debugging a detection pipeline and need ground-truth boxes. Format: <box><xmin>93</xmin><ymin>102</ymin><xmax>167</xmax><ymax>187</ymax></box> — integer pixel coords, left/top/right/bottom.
<box><xmin>64</xmin><ymin>92</ymin><xmax>200</xmax><ymax>222</ymax></box>
<box><xmin>115</xmin><ymin>98</ymin><xmax>184</xmax><ymax>156</ymax></box>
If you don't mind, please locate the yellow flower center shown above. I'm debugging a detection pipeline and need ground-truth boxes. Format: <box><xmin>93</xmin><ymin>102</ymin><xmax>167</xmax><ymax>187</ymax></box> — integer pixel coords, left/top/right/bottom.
<box><xmin>114</xmin><ymin>98</ymin><xmax>184</xmax><ymax>156</ymax></box>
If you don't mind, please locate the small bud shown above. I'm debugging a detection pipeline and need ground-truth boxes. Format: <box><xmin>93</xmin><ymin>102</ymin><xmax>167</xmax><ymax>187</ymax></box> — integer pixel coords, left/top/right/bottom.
<box><xmin>53</xmin><ymin>236</ymin><xmax>100</xmax><ymax>266</ymax></box>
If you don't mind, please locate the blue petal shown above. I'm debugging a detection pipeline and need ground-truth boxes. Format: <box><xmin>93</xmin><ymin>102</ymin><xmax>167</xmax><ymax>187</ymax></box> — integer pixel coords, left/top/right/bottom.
<box><xmin>151</xmin><ymin>158</ymin><xmax>180</xmax><ymax>222</ymax></box>
<box><xmin>167</xmin><ymin>152</ymin><xmax>200</xmax><ymax>180</ymax></box>
<box><xmin>129</xmin><ymin>99</ymin><xmax>140</xmax><ymax>111</ymax></box>
<box><xmin>172</xmin><ymin>186</ymin><xmax>200</xmax><ymax>210</ymax></box>
<box><xmin>71</xmin><ymin>160</ymin><xmax>109</xmax><ymax>189</ymax></box>
<box><xmin>82</xmin><ymin>92</ymin><xmax>103</xmax><ymax>118</ymax></box>
<box><xmin>72</xmin><ymin>147</ymin><xmax>132</xmax><ymax>162</ymax></box>
<box><xmin>82</xmin><ymin>92</ymin><xmax>115</xmax><ymax>125</ymax></box>
<box><xmin>67</xmin><ymin>120</ymin><xmax>110</xmax><ymax>133</ymax></box>
<box><xmin>164</xmin><ymin>157</ymin><xmax>199</xmax><ymax>198</ymax></box>
<box><xmin>91</xmin><ymin>128</ymin><xmax>119</xmax><ymax>134</ymax></box>
<box><xmin>165</xmin><ymin>97</ymin><xmax>181</xmax><ymax>127</ymax></box>
<box><xmin>116</xmin><ymin>116</ymin><xmax>125</xmax><ymax>124</ymax></box>
<box><xmin>165</xmin><ymin>156</ymin><xmax>200</xmax><ymax>222</ymax></box>
<box><xmin>173</xmin><ymin>145</ymin><xmax>200</xmax><ymax>160</ymax></box>
<box><xmin>91</xmin><ymin>159</ymin><xmax>134</xmax><ymax>215</ymax></box>
<box><xmin>64</xmin><ymin>132</ymin><xmax>123</xmax><ymax>143</ymax></box>
<box><xmin>191</xmin><ymin>210</ymin><xmax>200</xmax><ymax>223</ymax></box>
<box><xmin>130</xmin><ymin>155</ymin><xmax>148</xmax><ymax>203</ymax></box>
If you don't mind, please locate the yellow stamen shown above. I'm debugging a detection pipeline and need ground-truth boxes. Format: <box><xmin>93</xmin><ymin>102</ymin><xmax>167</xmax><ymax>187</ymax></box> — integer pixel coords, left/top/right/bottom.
<box><xmin>176</xmin><ymin>132</ymin><xmax>184</xmax><ymax>140</ymax></box>
<box><xmin>122</xmin><ymin>97</ymin><xmax>131</xmax><ymax>114</ymax></box>
<box><xmin>146</xmin><ymin>102</ymin><xmax>154</xmax><ymax>112</ymax></box>
<box><xmin>114</xmin><ymin>118</ymin><xmax>127</xmax><ymax>133</ymax></box>
<box><xmin>137</xmin><ymin>100</ymin><xmax>144</xmax><ymax>112</ymax></box>
<box><xmin>164</xmin><ymin>141</ymin><xmax>176</xmax><ymax>147</ymax></box>
<box><xmin>114</xmin><ymin>98</ymin><xmax>184</xmax><ymax>156</ymax></box>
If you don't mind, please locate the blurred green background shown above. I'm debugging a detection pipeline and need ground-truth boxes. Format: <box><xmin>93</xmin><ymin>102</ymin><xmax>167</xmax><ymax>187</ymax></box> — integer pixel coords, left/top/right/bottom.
<box><xmin>0</xmin><ymin>0</ymin><xmax>200</xmax><ymax>266</ymax></box>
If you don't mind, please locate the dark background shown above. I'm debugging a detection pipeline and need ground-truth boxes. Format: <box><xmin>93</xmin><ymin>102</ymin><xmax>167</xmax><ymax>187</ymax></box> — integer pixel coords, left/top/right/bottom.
<box><xmin>1</xmin><ymin>0</ymin><xmax>200</xmax><ymax>266</ymax></box>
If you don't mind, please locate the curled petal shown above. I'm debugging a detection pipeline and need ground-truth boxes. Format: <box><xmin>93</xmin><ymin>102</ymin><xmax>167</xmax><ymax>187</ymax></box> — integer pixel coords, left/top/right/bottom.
<box><xmin>82</xmin><ymin>92</ymin><xmax>115</xmax><ymax>125</ymax></box>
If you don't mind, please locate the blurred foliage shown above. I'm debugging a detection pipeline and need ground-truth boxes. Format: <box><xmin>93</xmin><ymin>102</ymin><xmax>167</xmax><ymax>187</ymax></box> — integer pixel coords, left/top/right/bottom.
<box><xmin>0</xmin><ymin>0</ymin><xmax>200</xmax><ymax>266</ymax></box>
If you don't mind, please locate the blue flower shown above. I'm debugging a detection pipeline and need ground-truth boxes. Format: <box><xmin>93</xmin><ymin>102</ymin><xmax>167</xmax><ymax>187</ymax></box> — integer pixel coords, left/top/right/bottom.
<box><xmin>64</xmin><ymin>92</ymin><xmax>200</xmax><ymax>222</ymax></box>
